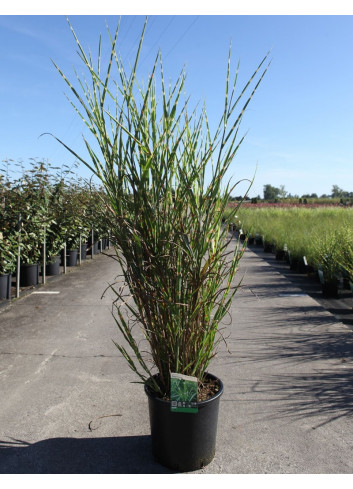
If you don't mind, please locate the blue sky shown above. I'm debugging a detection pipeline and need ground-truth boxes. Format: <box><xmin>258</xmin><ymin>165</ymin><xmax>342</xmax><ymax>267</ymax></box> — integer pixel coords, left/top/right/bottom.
<box><xmin>1</xmin><ymin>6</ymin><xmax>353</xmax><ymax>198</ymax></box>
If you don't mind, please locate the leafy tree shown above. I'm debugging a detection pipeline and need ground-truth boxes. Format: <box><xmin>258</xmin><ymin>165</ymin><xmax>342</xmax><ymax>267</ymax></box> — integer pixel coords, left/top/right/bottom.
<box><xmin>279</xmin><ymin>185</ymin><xmax>287</xmax><ymax>199</ymax></box>
<box><xmin>331</xmin><ymin>185</ymin><xmax>350</xmax><ymax>199</ymax></box>
<box><xmin>263</xmin><ymin>184</ymin><xmax>280</xmax><ymax>201</ymax></box>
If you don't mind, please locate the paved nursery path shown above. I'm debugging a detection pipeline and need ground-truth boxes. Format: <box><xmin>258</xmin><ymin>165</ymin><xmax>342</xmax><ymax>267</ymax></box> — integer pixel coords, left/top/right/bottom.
<box><xmin>0</xmin><ymin>239</ymin><xmax>353</xmax><ymax>473</ymax></box>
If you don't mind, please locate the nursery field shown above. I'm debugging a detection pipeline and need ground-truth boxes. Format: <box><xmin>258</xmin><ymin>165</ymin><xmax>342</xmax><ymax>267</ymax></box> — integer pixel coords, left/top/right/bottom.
<box><xmin>225</xmin><ymin>205</ymin><xmax>353</xmax><ymax>299</ymax></box>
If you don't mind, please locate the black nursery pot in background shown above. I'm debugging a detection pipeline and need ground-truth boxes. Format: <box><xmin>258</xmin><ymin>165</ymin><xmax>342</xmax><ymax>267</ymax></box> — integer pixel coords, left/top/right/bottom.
<box><xmin>98</xmin><ymin>238</ymin><xmax>107</xmax><ymax>251</ymax></box>
<box><xmin>45</xmin><ymin>256</ymin><xmax>61</xmax><ymax>276</ymax></box>
<box><xmin>66</xmin><ymin>249</ymin><xmax>78</xmax><ymax>267</ymax></box>
<box><xmin>61</xmin><ymin>249</ymin><xmax>78</xmax><ymax>267</ymax></box>
<box><xmin>263</xmin><ymin>241</ymin><xmax>272</xmax><ymax>253</ymax></box>
<box><xmin>144</xmin><ymin>372</ymin><xmax>223</xmax><ymax>472</ymax></box>
<box><xmin>80</xmin><ymin>243</ymin><xmax>87</xmax><ymax>260</ymax></box>
<box><xmin>275</xmin><ymin>249</ymin><xmax>285</xmax><ymax>261</ymax></box>
<box><xmin>322</xmin><ymin>281</ymin><xmax>339</xmax><ymax>298</ymax></box>
<box><xmin>20</xmin><ymin>263</ymin><xmax>39</xmax><ymax>287</ymax></box>
<box><xmin>87</xmin><ymin>237</ymin><xmax>99</xmax><ymax>255</ymax></box>
<box><xmin>0</xmin><ymin>273</ymin><xmax>12</xmax><ymax>300</ymax></box>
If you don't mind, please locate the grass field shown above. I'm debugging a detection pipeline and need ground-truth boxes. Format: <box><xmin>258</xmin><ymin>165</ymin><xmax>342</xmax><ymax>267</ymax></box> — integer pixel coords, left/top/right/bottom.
<box><xmin>225</xmin><ymin>205</ymin><xmax>353</xmax><ymax>289</ymax></box>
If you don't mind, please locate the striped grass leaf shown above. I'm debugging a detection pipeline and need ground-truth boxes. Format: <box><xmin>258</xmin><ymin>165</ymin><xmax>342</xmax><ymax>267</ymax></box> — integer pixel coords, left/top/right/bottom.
<box><xmin>50</xmin><ymin>17</ymin><xmax>269</xmax><ymax>397</ymax></box>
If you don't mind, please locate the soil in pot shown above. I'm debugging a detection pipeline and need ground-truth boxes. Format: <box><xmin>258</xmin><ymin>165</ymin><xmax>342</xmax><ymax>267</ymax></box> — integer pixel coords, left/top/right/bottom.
<box><xmin>145</xmin><ymin>372</ymin><xmax>223</xmax><ymax>472</ymax></box>
<box><xmin>0</xmin><ymin>273</ymin><xmax>12</xmax><ymax>300</ymax></box>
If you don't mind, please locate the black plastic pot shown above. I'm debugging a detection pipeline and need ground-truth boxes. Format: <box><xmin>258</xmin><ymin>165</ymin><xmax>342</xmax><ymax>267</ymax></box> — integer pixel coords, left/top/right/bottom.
<box><xmin>60</xmin><ymin>249</ymin><xmax>78</xmax><ymax>267</ymax></box>
<box><xmin>20</xmin><ymin>263</ymin><xmax>39</xmax><ymax>287</ymax></box>
<box><xmin>80</xmin><ymin>243</ymin><xmax>87</xmax><ymax>260</ymax></box>
<box><xmin>87</xmin><ymin>238</ymin><xmax>99</xmax><ymax>255</ymax></box>
<box><xmin>0</xmin><ymin>273</ymin><xmax>11</xmax><ymax>299</ymax></box>
<box><xmin>255</xmin><ymin>236</ymin><xmax>263</xmax><ymax>246</ymax></box>
<box><xmin>263</xmin><ymin>242</ymin><xmax>272</xmax><ymax>253</ymax></box>
<box><xmin>342</xmin><ymin>276</ymin><xmax>351</xmax><ymax>290</ymax></box>
<box><xmin>322</xmin><ymin>281</ymin><xmax>339</xmax><ymax>298</ymax></box>
<box><xmin>145</xmin><ymin>372</ymin><xmax>223</xmax><ymax>472</ymax></box>
<box><xmin>275</xmin><ymin>249</ymin><xmax>285</xmax><ymax>261</ymax></box>
<box><xmin>66</xmin><ymin>249</ymin><xmax>78</xmax><ymax>267</ymax></box>
<box><xmin>289</xmin><ymin>258</ymin><xmax>299</xmax><ymax>271</ymax></box>
<box><xmin>296</xmin><ymin>258</ymin><xmax>308</xmax><ymax>274</ymax></box>
<box><xmin>99</xmin><ymin>238</ymin><xmax>107</xmax><ymax>251</ymax></box>
<box><xmin>45</xmin><ymin>256</ymin><xmax>61</xmax><ymax>276</ymax></box>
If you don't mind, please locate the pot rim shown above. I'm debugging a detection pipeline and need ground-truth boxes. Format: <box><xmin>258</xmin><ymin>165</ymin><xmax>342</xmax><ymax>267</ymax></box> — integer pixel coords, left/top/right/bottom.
<box><xmin>144</xmin><ymin>372</ymin><xmax>224</xmax><ymax>407</ymax></box>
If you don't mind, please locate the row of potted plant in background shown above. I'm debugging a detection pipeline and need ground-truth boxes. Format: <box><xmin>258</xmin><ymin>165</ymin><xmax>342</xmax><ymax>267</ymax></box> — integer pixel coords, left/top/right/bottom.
<box><xmin>225</xmin><ymin>206</ymin><xmax>353</xmax><ymax>298</ymax></box>
<box><xmin>0</xmin><ymin>159</ymin><xmax>111</xmax><ymax>299</ymax></box>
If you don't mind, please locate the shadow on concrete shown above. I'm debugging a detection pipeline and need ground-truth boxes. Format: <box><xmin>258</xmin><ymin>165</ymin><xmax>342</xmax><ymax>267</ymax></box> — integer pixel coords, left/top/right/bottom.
<box><xmin>233</xmin><ymin>303</ymin><xmax>353</xmax><ymax>365</ymax></box>
<box><xmin>0</xmin><ymin>435</ymin><xmax>174</xmax><ymax>474</ymax></box>
<box><xmin>248</xmin><ymin>246</ymin><xmax>353</xmax><ymax>328</ymax></box>
<box><xmin>253</xmin><ymin>369</ymin><xmax>353</xmax><ymax>428</ymax></box>
<box><xmin>222</xmin><ymin>367</ymin><xmax>353</xmax><ymax>429</ymax></box>
<box><xmin>247</xmin><ymin>330</ymin><xmax>353</xmax><ymax>364</ymax></box>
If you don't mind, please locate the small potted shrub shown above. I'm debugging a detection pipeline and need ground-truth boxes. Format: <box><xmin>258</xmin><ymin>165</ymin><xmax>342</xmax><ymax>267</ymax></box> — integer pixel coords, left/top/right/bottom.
<box><xmin>45</xmin><ymin>225</ymin><xmax>64</xmax><ymax>275</ymax></box>
<box><xmin>50</xmin><ymin>18</ymin><xmax>269</xmax><ymax>471</ymax></box>
<box><xmin>4</xmin><ymin>160</ymin><xmax>53</xmax><ymax>286</ymax></box>
<box><xmin>19</xmin><ymin>226</ymin><xmax>43</xmax><ymax>287</ymax></box>
<box><xmin>0</xmin><ymin>175</ymin><xmax>17</xmax><ymax>299</ymax></box>
<box><xmin>60</xmin><ymin>210</ymin><xmax>82</xmax><ymax>267</ymax></box>
<box><xmin>17</xmin><ymin>212</ymin><xmax>45</xmax><ymax>288</ymax></box>
<box><xmin>43</xmin><ymin>181</ymin><xmax>66</xmax><ymax>274</ymax></box>
<box><xmin>0</xmin><ymin>233</ymin><xmax>17</xmax><ymax>299</ymax></box>
<box><xmin>313</xmin><ymin>230</ymin><xmax>343</xmax><ymax>298</ymax></box>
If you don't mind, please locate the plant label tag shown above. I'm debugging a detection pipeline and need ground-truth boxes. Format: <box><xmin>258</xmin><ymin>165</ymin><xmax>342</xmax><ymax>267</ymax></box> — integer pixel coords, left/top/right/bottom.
<box><xmin>170</xmin><ymin>373</ymin><xmax>198</xmax><ymax>413</ymax></box>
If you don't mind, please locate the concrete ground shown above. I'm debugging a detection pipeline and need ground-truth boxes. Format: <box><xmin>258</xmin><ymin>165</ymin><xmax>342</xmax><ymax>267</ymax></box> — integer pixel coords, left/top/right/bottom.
<box><xmin>0</xmin><ymin>241</ymin><xmax>353</xmax><ymax>473</ymax></box>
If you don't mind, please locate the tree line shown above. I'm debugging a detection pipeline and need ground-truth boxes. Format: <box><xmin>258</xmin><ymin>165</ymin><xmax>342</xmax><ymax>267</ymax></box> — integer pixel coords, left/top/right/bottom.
<box><xmin>230</xmin><ymin>184</ymin><xmax>353</xmax><ymax>203</ymax></box>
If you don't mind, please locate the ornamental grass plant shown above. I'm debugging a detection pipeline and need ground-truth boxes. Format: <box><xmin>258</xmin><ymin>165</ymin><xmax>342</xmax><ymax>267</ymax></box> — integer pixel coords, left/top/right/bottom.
<box><xmin>338</xmin><ymin>226</ymin><xmax>353</xmax><ymax>284</ymax></box>
<box><xmin>49</xmin><ymin>18</ymin><xmax>269</xmax><ymax>397</ymax></box>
